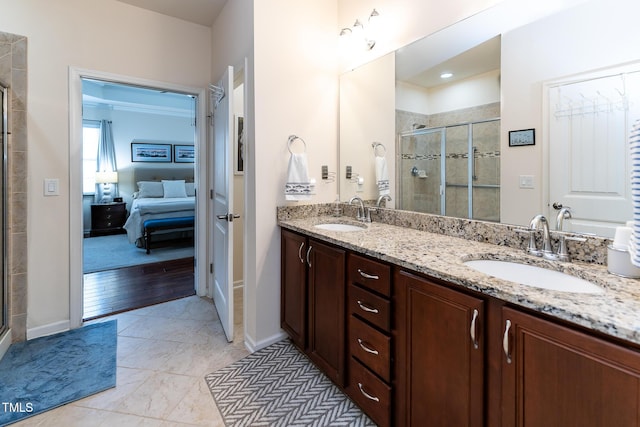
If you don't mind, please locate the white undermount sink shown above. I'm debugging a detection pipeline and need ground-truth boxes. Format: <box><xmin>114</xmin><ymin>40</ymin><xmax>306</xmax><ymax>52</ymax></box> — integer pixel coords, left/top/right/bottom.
<box><xmin>314</xmin><ymin>223</ymin><xmax>365</xmax><ymax>232</ymax></box>
<box><xmin>463</xmin><ymin>259</ymin><xmax>604</xmax><ymax>294</ymax></box>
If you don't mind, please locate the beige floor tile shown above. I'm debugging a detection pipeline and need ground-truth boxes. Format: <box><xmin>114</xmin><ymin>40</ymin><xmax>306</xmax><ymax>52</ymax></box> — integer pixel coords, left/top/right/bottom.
<box><xmin>115</xmin><ymin>371</ymin><xmax>196</xmax><ymax>419</ymax></box>
<box><xmin>13</xmin><ymin>295</ymin><xmax>247</xmax><ymax>426</ymax></box>
<box><xmin>166</xmin><ymin>377</ymin><xmax>225</xmax><ymax>426</ymax></box>
<box><xmin>12</xmin><ymin>405</ymin><xmax>112</xmax><ymax>427</ymax></box>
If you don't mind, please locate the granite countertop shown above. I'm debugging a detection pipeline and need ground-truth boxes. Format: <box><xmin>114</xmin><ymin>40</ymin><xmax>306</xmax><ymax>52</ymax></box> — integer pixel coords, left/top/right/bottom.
<box><xmin>279</xmin><ymin>215</ymin><xmax>640</xmax><ymax>346</ymax></box>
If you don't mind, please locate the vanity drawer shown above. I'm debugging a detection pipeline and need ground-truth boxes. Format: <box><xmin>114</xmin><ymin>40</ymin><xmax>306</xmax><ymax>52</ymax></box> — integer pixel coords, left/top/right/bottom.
<box><xmin>348</xmin><ymin>357</ymin><xmax>391</xmax><ymax>427</ymax></box>
<box><xmin>348</xmin><ymin>283</ymin><xmax>391</xmax><ymax>332</ymax></box>
<box><xmin>348</xmin><ymin>253</ymin><xmax>391</xmax><ymax>297</ymax></box>
<box><xmin>349</xmin><ymin>315</ymin><xmax>391</xmax><ymax>382</ymax></box>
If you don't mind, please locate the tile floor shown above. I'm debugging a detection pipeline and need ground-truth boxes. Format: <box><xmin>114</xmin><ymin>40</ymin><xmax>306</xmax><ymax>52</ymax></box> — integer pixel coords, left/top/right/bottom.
<box><xmin>14</xmin><ymin>293</ymin><xmax>248</xmax><ymax>426</ymax></box>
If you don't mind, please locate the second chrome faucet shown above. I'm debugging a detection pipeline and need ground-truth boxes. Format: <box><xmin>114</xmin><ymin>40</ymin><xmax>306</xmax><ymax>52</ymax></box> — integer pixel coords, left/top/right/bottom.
<box><xmin>525</xmin><ymin>211</ymin><xmax>585</xmax><ymax>262</ymax></box>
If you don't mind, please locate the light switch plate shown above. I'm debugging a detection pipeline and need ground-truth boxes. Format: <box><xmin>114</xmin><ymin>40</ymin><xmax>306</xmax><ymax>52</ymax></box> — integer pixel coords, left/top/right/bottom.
<box><xmin>44</xmin><ymin>178</ymin><xmax>59</xmax><ymax>196</ymax></box>
<box><xmin>519</xmin><ymin>175</ymin><xmax>534</xmax><ymax>189</ymax></box>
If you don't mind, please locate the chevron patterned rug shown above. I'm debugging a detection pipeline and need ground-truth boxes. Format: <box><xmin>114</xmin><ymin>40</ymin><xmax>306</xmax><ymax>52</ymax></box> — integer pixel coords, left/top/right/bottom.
<box><xmin>205</xmin><ymin>339</ymin><xmax>375</xmax><ymax>426</ymax></box>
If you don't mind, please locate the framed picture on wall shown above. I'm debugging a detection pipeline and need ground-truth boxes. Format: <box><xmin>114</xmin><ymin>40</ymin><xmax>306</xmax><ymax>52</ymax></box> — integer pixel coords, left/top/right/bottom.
<box><xmin>235</xmin><ymin>116</ymin><xmax>244</xmax><ymax>175</ymax></box>
<box><xmin>508</xmin><ymin>129</ymin><xmax>536</xmax><ymax>147</ymax></box>
<box><xmin>131</xmin><ymin>142</ymin><xmax>172</xmax><ymax>162</ymax></box>
<box><xmin>174</xmin><ymin>145</ymin><xmax>195</xmax><ymax>163</ymax></box>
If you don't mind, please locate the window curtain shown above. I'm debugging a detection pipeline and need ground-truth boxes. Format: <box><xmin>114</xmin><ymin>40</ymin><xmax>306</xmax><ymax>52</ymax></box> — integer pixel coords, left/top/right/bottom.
<box><xmin>95</xmin><ymin>120</ymin><xmax>118</xmax><ymax>203</ymax></box>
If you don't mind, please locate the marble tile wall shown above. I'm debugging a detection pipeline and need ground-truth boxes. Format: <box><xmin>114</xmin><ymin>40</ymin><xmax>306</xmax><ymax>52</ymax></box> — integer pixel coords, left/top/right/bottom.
<box><xmin>277</xmin><ymin>203</ymin><xmax>610</xmax><ymax>265</ymax></box>
<box><xmin>0</xmin><ymin>31</ymin><xmax>28</xmax><ymax>342</ymax></box>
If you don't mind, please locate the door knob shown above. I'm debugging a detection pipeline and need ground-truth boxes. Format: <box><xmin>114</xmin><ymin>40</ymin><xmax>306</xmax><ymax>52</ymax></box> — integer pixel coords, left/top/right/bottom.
<box><xmin>216</xmin><ymin>213</ymin><xmax>241</xmax><ymax>221</ymax></box>
<box><xmin>552</xmin><ymin>202</ymin><xmax>563</xmax><ymax>210</ymax></box>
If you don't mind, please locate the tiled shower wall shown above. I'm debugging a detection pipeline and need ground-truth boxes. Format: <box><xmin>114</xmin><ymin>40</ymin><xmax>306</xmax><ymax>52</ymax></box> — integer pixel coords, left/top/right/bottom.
<box><xmin>0</xmin><ymin>31</ymin><xmax>28</xmax><ymax>342</ymax></box>
<box><xmin>396</xmin><ymin>103</ymin><xmax>500</xmax><ymax>221</ymax></box>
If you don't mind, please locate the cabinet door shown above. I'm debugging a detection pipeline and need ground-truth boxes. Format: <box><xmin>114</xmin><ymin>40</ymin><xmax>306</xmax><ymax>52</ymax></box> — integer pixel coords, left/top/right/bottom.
<box><xmin>395</xmin><ymin>270</ymin><xmax>485</xmax><ymax>427</ymax></box>
<box><xmin>501</xmin><ymin>307</ymin><xmax>640</xmax><ymax>427</ymax></box>
<box><xmin>307</xmin><ymin>239</ymin><xmax>346</xmax><ymax>386</ymax></box>
<box><xmin>280</xmin><ymin>229</ymin><xmax>308</xmax><ymax>349</ymax></box>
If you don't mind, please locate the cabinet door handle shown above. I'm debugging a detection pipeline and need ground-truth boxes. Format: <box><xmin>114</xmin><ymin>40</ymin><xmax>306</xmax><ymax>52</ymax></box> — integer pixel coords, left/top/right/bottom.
<box><xmin>357</xmin><ymin>300</ymin><xmax>379</xmax><ymax>314</ymax></box>
<box><xmin>358</xmin><ymin>383</ymin><xmax>380</xmax><ymax>402</ymax></box>
<box><xmin>297</xmin><ymin>242</ymin><xmax>305</xmax><ymax>264</ymax></box>
<box><xmin>470</xmin><ymin>308</ymin><xmax>479</xmax><ymax>350</ymax></box>
<box><xmin>306</xmin><ymin>246</ymin><xmax>313</xmax><ymax>268</ymax></box>
<box><xmin>357</xmin><ymin>338</ymin><xmax>379</xmax><ymax>355</ymax></box>
<box><xmin>358</xmin><ymin>269</ymin><xmax>379</xmax><ymax>280</ymax></box>
<box><xmin>503</xmin><ymin>319</ymin><xmax>512</xmax><ymax>364</ymax></box>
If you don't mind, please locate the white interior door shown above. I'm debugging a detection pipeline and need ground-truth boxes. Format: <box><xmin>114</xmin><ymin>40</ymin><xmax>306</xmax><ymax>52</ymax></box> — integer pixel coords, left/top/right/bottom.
<box><xmin>547</xmin><ymin>69</ymin><xmax>640</xmax><ymax>237</ymax></box>
<box><xmin>211</xmin><ymin>66</ymin><xmax>235</xmax><ymax>342</ymax></box>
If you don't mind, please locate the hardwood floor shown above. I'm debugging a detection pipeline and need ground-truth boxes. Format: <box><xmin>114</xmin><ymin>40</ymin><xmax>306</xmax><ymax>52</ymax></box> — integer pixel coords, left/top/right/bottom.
<box><xmin>83</xmin><ymin>257</ymin><xmax>196</xmax><ymax>321</ymax></box>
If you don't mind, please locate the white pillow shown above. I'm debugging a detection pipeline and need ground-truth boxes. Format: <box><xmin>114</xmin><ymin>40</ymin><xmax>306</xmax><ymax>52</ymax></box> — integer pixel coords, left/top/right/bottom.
<box><xmin>185</xmin><ymin>182</ymin><xmax>196</xmax><ymax>197</ymax></box>
<box><xmin>162</xmin><ymin>180</ymin><xmax>187</xmax><ymax>198</ymax></box>
<box><xmin>137</xmin><ymin>181</ymin><xmax>164</xmax><ymax>198</ymax></box>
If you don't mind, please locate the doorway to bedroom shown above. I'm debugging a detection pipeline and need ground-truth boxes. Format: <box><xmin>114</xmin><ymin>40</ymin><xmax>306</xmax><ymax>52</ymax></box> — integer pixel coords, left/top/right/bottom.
<box><xmin>80</xmin><ymin>79</ymin><xmax>198</xmax><ymax>320</ymax></box>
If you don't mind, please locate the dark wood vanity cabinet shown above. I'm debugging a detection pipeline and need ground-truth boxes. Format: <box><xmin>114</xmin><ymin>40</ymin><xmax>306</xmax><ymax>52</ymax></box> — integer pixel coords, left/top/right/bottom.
<box><xmin>281</xmin><ymin>227</ymin><xmax>640</xmax><ymax>426</ymax></box>
<box><xmin>306</xmin><ymin>239</ymin><xmax>346</xmax><ymax>386</ymax></box>
<box><xmin>345</xmin><ymin>253</ymin><xmax>393</xmax><ymax>427</ymax></box>
<box><xmin>280</xmin><ymin>229</ymin><xmax>346</xmax><ymax>386</ymax></box>
<box><xmin>394</xmin><ymin>269</ymin><xmax>485</xmax><ymax>427</ymax></box>
<box><xmin>501</xmin><ymin>307</ymin><xmax>640</xmax><ymax>427</ymax></box>
<box><xmin>281</xmin><ymin>229</ymin><xmax>308</xmax><ymax>349</ymax></box>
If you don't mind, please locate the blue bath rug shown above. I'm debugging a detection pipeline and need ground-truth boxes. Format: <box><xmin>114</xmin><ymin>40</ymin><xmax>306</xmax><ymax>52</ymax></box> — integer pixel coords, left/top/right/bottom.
<box><xmin>0</xmin><ymin>320</ymin><xmax>117</xmax><ymax>426</ymax></box>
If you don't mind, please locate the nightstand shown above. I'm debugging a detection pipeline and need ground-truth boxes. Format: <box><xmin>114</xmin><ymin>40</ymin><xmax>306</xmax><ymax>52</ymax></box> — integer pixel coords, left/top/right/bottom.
<box><xmin>90</xmin><ymin>202</ymin><xmax>127</xmax><ymax>237</ymax></box>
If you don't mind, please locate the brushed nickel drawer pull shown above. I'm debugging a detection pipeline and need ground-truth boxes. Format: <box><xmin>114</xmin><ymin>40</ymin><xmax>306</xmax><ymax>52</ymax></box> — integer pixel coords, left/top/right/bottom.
<box><xmin>357</xmin><ymin>338</ymin><xmax>379</xmax><ymax>355</ymax></box>
<box><xmin>503</xmin><ymin>319</ymin><xmax>512</xmax><ymax>364</ymax></box>
<box><xmin>306</xmin><ymin>246</ymin><xmax>313</xmax><ymax>268</ymax></box>
<box><xmin>358</xmin><ymin>269</ymin><xmax>379</xmax><ymax>280</ymax></box>
<box><xmin>297</xmin><ymin>242</ymin><xmax>305</xmax><ymax>264</ymax></box>
<box><xmin>470</xmin><ymin>309</ymin><xmax>479</xmax><ymax>350</ymax></box>
<box><xmin>358</xmin><ymin>383</ymin><xmax>380</xmax><ymax>402</ymax></box>
<box><xmin>357</xmin><ymin>300</ymin><xmax>379</xmax><ymax>314</ymax></box>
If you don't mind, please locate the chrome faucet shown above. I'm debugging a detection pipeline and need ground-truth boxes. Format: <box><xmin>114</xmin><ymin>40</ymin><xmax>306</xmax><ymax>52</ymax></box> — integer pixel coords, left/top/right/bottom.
<box><xmin>554</xmin><ymin>207</ymin><xmax>586</xmax><ymax>262</ymax></box>
<box><xmin>349</xmin><ymin>196</ymin><xmax>367</xmax><ymax>222</ymax></box>
<box><xmin>528</xmin><ymin>214</ymin><xmax>557</xmax><ymax>260</ymax></box>
<box><xmin>376</xmin><ymin>194</ymin><xmax>392</xmax><ymax>207</ymax></box>
<box><xmin>556</xmin><ymin>207</ymin><xmax>572</xmax><ymax>231</ymax></box>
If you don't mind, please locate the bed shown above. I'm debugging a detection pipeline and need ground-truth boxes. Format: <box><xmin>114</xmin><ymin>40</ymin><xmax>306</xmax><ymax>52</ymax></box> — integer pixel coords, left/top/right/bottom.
<box><xmin>123</xmin><ymin>168</ymin><xmax>196</xmax><ymax>250</ymax></box>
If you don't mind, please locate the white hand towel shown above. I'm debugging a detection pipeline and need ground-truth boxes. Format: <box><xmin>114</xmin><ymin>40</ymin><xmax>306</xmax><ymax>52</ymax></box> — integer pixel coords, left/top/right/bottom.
<box><xmin>375</xmin><ymin>155</ymin><xmax>390</xmax><ymax>196</ymax></box>
<box><xmin>629</xmin><ymin>119</ymin><xmax>640</xmax><ymax>266</ymax></box>
<box><xmin>285</xmin><ymin>153</ymin><xmax>312</xmax><ymax>201</ymax></box>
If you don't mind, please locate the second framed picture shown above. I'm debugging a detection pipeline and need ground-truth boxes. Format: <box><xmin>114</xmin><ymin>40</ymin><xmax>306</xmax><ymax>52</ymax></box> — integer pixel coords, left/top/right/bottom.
<box><xmin>174</xmin><ymin>145</ymin><xmax>195</xmax><ymax>163</ymax></box>
<box><xmin>131</xmin><ymin>142</ymin><xmax>172</xmax><ymax>162</ymax></box>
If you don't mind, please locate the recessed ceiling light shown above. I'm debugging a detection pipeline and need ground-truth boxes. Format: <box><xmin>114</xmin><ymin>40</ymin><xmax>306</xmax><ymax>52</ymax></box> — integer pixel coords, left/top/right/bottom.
<box><xmin>440</xmin><ymin>72</ymin><xmax>453</xmax><ymax>79</ymax></box>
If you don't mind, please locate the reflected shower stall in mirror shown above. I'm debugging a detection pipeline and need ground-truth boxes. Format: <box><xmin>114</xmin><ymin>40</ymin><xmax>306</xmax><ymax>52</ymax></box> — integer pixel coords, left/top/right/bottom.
<box><xmin>397</xmin><ymin>115</ymin><xmax>500</xmax><ymax>221</ymax></box>
<box><xmin>0</xmin><ymin>84</ymin><xmax>6</xmax><ymax>338</ymax></box>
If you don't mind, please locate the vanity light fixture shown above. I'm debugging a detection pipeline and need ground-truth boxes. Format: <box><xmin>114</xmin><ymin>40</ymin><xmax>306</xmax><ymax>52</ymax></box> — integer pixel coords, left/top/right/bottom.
<box><xmin>340</xmin><ymin>8</ymin><xmax>380</xmax><ymax>51</ymax></box>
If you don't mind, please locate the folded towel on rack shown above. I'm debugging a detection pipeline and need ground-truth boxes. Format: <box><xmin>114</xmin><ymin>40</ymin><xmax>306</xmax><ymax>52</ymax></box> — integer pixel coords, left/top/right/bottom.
<box><xmin>629</xmin><ymin>119</ymin><xmax>640</xmax><ymax>266</ymax></box>
<box><xmin>285</xmin><ymin>153</ymin><xmax>313</xmax><ymax>201</ymax></box>
<box><xmin>375</xmin><ymin>155</ymin><xmax>390</xmax><ymax>196</ymax></box>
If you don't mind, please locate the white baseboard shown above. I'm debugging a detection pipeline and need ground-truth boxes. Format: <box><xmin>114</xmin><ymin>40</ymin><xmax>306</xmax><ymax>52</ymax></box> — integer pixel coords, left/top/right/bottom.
<box><xmin>244</xmin><ymin>330</ymin><xmax>288</xmax><ymax>353</ymax></box>
<box><xmin>27</xmin><ymin>320</ymin><xmax>70</xmax><ymax>340</ymax></box>
<box><xmin>0</xmin><ymin>329</ymin><xmax>11</xmax><ymax>361</ymax></box>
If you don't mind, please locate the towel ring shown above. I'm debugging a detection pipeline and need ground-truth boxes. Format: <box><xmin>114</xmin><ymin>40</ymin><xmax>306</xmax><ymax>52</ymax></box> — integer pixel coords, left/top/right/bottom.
<box><xmin>288</xmin><ymin>135</ymin><xmax>307</xmax><ymax>154</ymax></box>
<box><xmin>372</xmin><ymin>142</ymin><xmax>386</xmax><ymax>156</ymax></box>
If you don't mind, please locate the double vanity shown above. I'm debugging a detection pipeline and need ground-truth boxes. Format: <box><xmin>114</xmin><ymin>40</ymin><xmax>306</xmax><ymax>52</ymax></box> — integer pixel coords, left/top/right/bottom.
<box><xmin>278</xmin><ymin>204</ymin><xmax>640</xmax><ymax>426</ymax></box>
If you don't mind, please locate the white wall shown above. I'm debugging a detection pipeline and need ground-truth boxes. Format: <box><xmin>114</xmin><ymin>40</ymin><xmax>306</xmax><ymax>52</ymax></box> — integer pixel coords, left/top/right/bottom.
<box><xmin>340</xmin><ymin>53</ymin><xmax>396</xmax><ymax>202</ymax></box>
<box><xmin>0</xmin><ymin>0</ymin><xmax>211</xmax><ymax>334</ymax></box>
<box><xmin>500</xmin><ymin>0</ymin><xmax>640</xmax><ymax>226</ymax></box>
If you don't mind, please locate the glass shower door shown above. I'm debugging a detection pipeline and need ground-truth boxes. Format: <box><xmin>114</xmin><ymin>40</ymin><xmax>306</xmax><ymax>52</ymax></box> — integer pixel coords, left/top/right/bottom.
<box><xmin>471</xmin><ymin>120</ymin><xmax>500</xmax><ymax>222</ymax></box>
<box><xmin>444</xmin><ymin>124</ymin><xmax>470</xmax><ymax>218</ymax></box>
<box><xmin>398</xmin><ymin>128</ymin><xmax>444</xmax><ymax>215</ymax></box>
